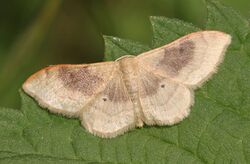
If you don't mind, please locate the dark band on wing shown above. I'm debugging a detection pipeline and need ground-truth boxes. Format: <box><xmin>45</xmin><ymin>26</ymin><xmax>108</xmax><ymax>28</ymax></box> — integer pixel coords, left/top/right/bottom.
<box><xmin>138</xmin><ymin>70</ymin><xmax>162</xmax><ymax>98</ymax></box>
<box><xmin>159</xmin><ymin>40</ymin><xmax>195</xmax><ymax>76</ymax></box>
<box><xmin>103</xmin><ymin>74</ymin><xmax>130</xmax><ymax>102</ymax></box>
<box><xmin>58</xmin><ymin>66</ymin><xmax>104</xmax><ymax>96</ymax></box>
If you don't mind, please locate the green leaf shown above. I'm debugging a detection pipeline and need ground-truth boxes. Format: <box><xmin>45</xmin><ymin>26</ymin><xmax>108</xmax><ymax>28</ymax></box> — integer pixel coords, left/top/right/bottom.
<box><xmin>103</xmin><ymin>35</ymin><xmax>150</xmax><ymax>61</ymax></box>
<box><xmin>1</xmin><ymin>0</ymin><xmax>250</xmax><ymax>163</ymax></box>
<box><xmin>206</xmin><ymin>0</ymin><xmax>249</xmax><ymax>49</ymax></box>
<box><xmin>150</xmin><ymin>16</ymin><xmax>200</xmax><ymax>48</ymax></box>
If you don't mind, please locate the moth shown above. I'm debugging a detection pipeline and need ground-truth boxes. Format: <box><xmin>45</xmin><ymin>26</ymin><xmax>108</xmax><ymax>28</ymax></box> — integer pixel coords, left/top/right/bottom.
<box><xmin>23</xmin><ymin>31</ymin><xmax>231</xmax><ymax>138</ymax></box>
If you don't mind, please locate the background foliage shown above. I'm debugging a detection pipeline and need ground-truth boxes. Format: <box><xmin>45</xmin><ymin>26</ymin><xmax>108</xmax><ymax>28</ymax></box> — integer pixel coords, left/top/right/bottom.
<box><xmin>0</xmin><ymin>0</ymin><xmax>249</xmax><ymax>108</ymax></box>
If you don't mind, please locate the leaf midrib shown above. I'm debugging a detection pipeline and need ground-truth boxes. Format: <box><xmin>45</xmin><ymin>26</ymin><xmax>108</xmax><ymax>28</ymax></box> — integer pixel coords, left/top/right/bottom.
<box><xmin>0</xmin><ymin>150</ymin><xmax>87</xmax><ymax>162</ymax></box>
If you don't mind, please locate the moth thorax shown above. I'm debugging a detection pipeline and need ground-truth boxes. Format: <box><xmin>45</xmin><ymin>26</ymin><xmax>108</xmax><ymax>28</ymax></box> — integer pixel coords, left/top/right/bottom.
<box><xmin>118</xmin><ymin>57</ymin><xmax>138</xmax><ymax>99</ymax></box>
<box><xmin>118</xmin><ymin>57</ymin><xmax>143</xmax><ymax>126</ymax></box>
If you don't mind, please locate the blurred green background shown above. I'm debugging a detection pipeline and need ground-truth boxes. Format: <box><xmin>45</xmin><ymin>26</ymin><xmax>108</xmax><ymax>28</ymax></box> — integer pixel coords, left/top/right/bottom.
<box><xmin>0</xmin><ymin>0</ymin><xmax>249</xmax><ymax>108</ymax></box>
